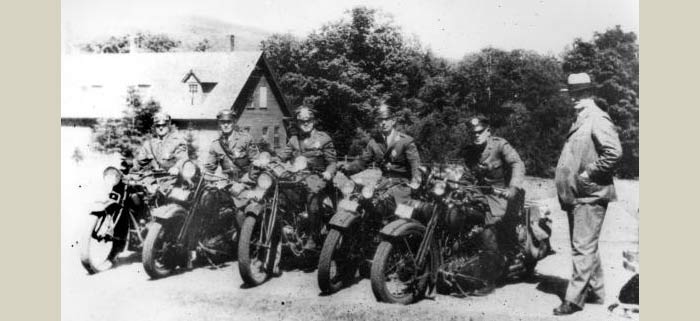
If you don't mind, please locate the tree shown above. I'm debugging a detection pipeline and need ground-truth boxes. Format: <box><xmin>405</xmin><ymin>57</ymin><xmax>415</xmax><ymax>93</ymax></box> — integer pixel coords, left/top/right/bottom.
<box><xmin>80</xmin><ymin>33</ymin><xmax>181</xmax><ymax>53</ymax></box>
<box><xmin>92</xmin><ymin>88</ymin><xmax>161</xmax><ymax>171</ymax></box>
<box><xmin>194</xmin><ymin>39</ymin><xmax>212</xmax><ymax>52</ymax></box>
<box><xmin>262</xmin><ymin>7</ymin><xmax>430</xmax><ymax>155</ymax></box>
<box><xmin>562</xmin><ymin>26</ymin><xmax>639</xmax><ymax>178</ymax></box>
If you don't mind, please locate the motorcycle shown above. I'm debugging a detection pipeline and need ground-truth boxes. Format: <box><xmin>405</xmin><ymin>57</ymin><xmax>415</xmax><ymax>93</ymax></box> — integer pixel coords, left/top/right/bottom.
<box><xmin>80</xmin><ymin>167</ymin><xmax>171</xmax><ymax>274</ymax></box>
<box><xmin>237</xmin><ymin>153</ymin><xmax>339</xmax><ymax>287</ymax></box>
<box><xmin>142</xmin><ymin>160</ymin><xmax>241</xmax><ymax>279</ymax></box>
<box><xmin>317</xmin><ymin>168</ymin><xmax>408</xmax><ymax>294</ymax></box>
<box><xmin>369</xmin><ymin>164</ymin><xmax>552</xmax><ymax>304</ymax></box>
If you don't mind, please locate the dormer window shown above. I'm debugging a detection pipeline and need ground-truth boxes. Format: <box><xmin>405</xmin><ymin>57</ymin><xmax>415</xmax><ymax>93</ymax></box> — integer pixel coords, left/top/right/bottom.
<box><xmin>189</xmin><ymin>83</ymin><xmax>198</xmax><ymax>105</ymax></box>
<box><xmin>182</xmin><ymin>69</ymin><xmax>216</xmax><ymax>106</ymax></box>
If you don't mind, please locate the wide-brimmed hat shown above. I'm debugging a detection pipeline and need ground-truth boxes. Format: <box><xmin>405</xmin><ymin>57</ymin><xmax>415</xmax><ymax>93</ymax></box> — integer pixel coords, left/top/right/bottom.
<box><xmin>561</xmin><ymin>72</ymin><xmax>593</xmax><ymax>93</ymax></box>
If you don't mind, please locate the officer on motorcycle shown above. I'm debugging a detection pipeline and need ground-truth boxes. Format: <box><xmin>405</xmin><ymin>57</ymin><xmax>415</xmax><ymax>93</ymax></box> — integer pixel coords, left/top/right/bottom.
<box><xmin>460</xmin><ymin>115</ymin><xmax>526</xmax><ymax>295</ymax></box>
<box><xmin>133</xmin><ymin>113</ymin><xmax>189</xmax><ymax>174</ymax></box>
<box><xmin>340</xmin><ymin>103</ymin><xmax>422</xmax><ymax>205</ymax></box>
<box><xmin>201</xmin><ymin>109</ymin><xmax>260</xmax><ymax>233</ymax></box>
<box><xmin>276</xmin><ymin>106</ymin><xmax>338</xmax><ymax>250</ymax></box>
<box><xmin>204</xmin><ymin>109</ymin><xmax>260</xmax><ymax>180</ymax></box>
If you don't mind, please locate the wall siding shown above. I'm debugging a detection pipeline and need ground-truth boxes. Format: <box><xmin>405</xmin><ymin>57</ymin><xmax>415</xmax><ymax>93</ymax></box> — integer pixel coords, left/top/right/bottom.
<box><xmin>236</xmin><ymin>75</ymin><xmax>287</xmax><ymax>152</ymax></box>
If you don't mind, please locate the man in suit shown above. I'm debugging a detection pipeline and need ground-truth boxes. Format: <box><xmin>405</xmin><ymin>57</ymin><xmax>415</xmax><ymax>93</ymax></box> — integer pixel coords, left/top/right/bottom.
<box><xmin>341</xmin><ymin>103</ymin><xmax>422</xmax><ymax>206</ymax></box>
<box><xmin>553</xmin><ymin>73</ymin><xmax>622</xmax><ymax>316</ymax></box>
<box><xmin>460</xmin><ymin>115</ymin><xmax>526</xmax><ymax>296</ymax></box>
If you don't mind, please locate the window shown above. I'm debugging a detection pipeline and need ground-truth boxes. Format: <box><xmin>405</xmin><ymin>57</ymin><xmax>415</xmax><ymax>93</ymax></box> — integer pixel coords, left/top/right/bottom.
<box><xmin>273</xmin><ymin>126</ymin><xmax>280</xmax><ymax>148</ymax></box>
<box><xmin>259</xmin><ymin>86</ymin><xmax>268</xmax><ymax>109</ymax></box>
<box><xmin>262</xmin><ymin>126</ymin><xmax>269</xmax><ymax>142</ymax></box>
<box><xmin>189</xmin><ymin>83</ymin><xmax>199</xmax><ymax>105</ymax></box>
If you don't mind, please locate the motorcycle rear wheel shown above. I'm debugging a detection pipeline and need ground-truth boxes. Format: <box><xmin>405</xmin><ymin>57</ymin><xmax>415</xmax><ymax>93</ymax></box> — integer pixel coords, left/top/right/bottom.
<box><xmin>142</xmin><ymin>221</ymin><xmax>183</xmax><ymax>279</ymax></box>
<box><xmin>238</xmin><ymin>216</ymin><xmax>277</xmax><ymax>286</ymax></box>
<box><xmin>80</xmin><ymin>214</ymin><xmax>125</xmax><ymax>274</ymax></box>
<box><xmin>317</xmin><ymin>229</ymin><xmax>359</xmax><ymax>294</ymax></box>
<box><xmin>370</xmin><ymin>229</ymin><xmax>433</xmax><ymax>304</ymax></box>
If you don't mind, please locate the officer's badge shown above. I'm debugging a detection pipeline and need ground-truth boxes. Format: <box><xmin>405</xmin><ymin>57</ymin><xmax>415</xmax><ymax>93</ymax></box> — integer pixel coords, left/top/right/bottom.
<box><xmin>391</xmin><ymin>150</ymin><xmax>397</xmax><ymax>158</ymax></box>
<box><xmin>470</xmin><ymin>118</ymin><xmax>480</xmax><ymax>126</ymax></box>
<box><xmin>233</xmin><ymin>147</ymin><xmax>241</xmax><ymax>158</ymax></box>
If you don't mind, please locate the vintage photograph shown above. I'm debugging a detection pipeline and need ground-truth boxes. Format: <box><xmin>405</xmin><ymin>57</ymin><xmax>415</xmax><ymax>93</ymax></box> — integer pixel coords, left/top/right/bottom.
<box><xmin>61</xmin><ymin>0</ymin><xmax>639</xmax><ymax>320</ymax></box>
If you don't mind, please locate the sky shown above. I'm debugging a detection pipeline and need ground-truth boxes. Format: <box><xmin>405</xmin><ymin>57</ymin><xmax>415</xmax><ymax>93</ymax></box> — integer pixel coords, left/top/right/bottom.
<box><xmin>62</xmin><ymin>0</ymin><xmax>639</xmax><ymax>59</ymax></box>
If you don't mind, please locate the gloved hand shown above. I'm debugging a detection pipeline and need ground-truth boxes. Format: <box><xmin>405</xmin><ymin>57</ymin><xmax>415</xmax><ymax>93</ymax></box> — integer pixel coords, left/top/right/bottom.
<box><xmin>168</xmin><ymin>166</ymin><xmax>180</xmax><ymax>176</ymax></box>
<box><xmin>502</xmin><ymin>186</ymin><xmax>520</xmax><ymax>200</ymax></box>
<box><xmin>408</xmin><ymin>178</ymin><xmax>421</xmax><ymax>190</ymax></box>
<box><xmin>336</xmin><ymin>161</ymin><xmax>348</xmax><ymax>173</ymax></box>
<box><xmin>322</xmin><ymin>171</ymin><xmax>333</xmax><ymax>181</ymax></box>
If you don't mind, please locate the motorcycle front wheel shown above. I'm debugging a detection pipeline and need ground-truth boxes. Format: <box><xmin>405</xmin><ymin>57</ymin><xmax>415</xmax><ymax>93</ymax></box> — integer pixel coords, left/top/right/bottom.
<box><xmin>317</xmin><ymin>229</ymin><xmax>359</xmax><ymax>294</ymax></box>
<box><xmin>238</xmin><ymin>216</ymin><xmax>278</xmax><ymax>286</ymax></box>
<box><xmin>142</xmin><ymin>220</ymin><xmax>184</xmax><ymax>279</ymax></box>
<box><xmin>370</xmin><ymin>229</ymin><xmax>435</xmax><ymax>304</ymax></box>
<box><xmin>80</xmin><ymin>214</ymin><xmax>126</xmax><ymax>274</ymax></box>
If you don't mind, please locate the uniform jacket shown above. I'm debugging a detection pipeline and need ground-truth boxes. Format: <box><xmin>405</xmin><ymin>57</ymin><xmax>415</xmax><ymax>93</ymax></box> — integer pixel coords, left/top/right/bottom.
<box><xmin>134</xmin><ymin>130</ymin><xmax>188</xmax><ymax>172</ymax></box>
<box><xmin>555</xmin><ymin>100</ymin><xmax>622</xmax><ymax>210</ymax></box>
<box><xmin>460</xmin><ymin>136</ymin><xmax>525</xmax><ymax>222</ymax></box>
<box><xmin>204</xmin><ymin>130</ymin><xmax>259</xmax><ymax>180</ymax></box>
<box><xmin>277</xmin><ymin>129</ymin><xmax>337</xmax><ymax>175</ymax></box>
<box><xmin>345</xmin><ymin>130</ymin><xmax>422</xmax><ymax>183</ymax></box>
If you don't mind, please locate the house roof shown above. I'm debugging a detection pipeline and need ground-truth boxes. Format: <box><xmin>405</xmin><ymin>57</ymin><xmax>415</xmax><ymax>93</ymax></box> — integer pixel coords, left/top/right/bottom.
<box><xmin>61</xmin><ymin>51</ymin><xmax>288</xmax><ymax>120</ymax></box>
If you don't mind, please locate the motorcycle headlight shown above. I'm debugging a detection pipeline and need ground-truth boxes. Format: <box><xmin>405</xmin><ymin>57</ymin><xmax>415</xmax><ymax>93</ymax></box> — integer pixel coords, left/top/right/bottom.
<box><xmin>102</xmin><ymin>167</ymin><xmax>122</xmax><ymax>188</ymax></box>
<box><xmin>181</xmin><ymin>161</ymin><xmax>198</xmax><ymax>182</ymax></box>
<box><xmin>361</xmin><ymin>184</ymin><xmax>375</xmax><ymax>199</ymax></box>
<box><xmin>432</xmin><ymin>181</ymin><xmax>446</xmax><ymax>196</ymax></box>
<box><xmin>340</xmin><ymin>180</ymin><xmax>355</xmax><ymax>196</ymax></box>
<box><xmin>257</xmin><ymin>173</ymin><xmax>273</xmax><ymax>190</ymax></box>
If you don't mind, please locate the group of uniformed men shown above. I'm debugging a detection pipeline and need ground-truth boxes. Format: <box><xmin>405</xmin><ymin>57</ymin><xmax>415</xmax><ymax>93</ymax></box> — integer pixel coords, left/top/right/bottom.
<box><xmin>131</xmin><ymin>72</ymin><xmax>622</xmax><ymax>316</ymax></box>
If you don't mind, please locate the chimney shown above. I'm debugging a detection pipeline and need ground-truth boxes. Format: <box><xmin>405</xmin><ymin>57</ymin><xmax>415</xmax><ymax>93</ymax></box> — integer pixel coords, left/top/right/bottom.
<box><xmin>229</xmin><ymin>35</ymin><xmax>235</xmax><ymax>52</ymax></box>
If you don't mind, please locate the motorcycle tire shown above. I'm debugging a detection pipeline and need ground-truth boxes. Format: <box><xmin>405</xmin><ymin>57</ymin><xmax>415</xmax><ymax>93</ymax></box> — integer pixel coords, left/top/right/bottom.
<box><xmin>317</xmin><ymin>229</ymin><xmax>358</xmax><ymax>294</ymax></box>
<box><xmin>142</xmin><ymin>221</ymin><xmax>183</xmax><ymax>279</ymax></box>
<box><xmin>80</xmin><ymin>214</ymin><xmax>126</xmax><ymax>274</ymax></box>
<box><xmin>238</xmin><ymin>216</ymin><xmax>276</xmax><ymax>286</ymax></box>
<box><xmin>370</xmin><ymin>228</ymin><xmax>435</xmax><ymax>304</ymax></box>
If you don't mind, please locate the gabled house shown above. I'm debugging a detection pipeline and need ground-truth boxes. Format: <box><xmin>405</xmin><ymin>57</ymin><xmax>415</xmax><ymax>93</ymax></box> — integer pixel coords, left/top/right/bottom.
<box><xmin>61</xmin><ymin>51</ymin><xmax>292</xmax><ymax>159</ymax></box>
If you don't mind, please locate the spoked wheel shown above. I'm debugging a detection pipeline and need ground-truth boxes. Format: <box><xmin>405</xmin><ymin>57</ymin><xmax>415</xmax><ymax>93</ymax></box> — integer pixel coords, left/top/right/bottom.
<box><xmin>370</xmin><ymin>229</ymin><xmax>434</xmax><ymax>304</ymax></box>
<box><xmin>238</xmin><ymin>215</ymin><xmax>278</xmax><ymax>286</ymax></box>
<box><xmin>317</xmin><ymin>229</ymin><xmax>359</xmax><ymax>294</ymax></box>
<box><xmin>142</xmin><ymin>220</ymin><xmax>184</xmax><ymax>279</ymax></box>
<box><xmin>80</xmin><ymin>214</ymin><xmax>126</xmax><ymax>274</ymax></box>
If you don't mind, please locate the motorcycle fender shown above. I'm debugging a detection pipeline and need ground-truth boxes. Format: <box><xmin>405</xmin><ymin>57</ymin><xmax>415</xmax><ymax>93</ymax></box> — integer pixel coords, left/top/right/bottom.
<box><xmin>151</xmin><ymin>204</ymin><xmax>187</xmax><ymax>221</ymax></box>
<box><xmin>328</xmin><ymin>210</ymin><xmax>358</xmax><ymax>230</ymax></box>
<box><xmin>88</xmin><ymin>200</ymin><xmax>119</xmax><ymax>215</ymax></box>
<box><xmin>379</xmin><ymin>219</ymin><xmax>425</xmax><ymax>239</ymax></box>
<box><xmin>244</xmin><ymin>202</ymin><xmax>264</xmax><ymax>217</ymax></box>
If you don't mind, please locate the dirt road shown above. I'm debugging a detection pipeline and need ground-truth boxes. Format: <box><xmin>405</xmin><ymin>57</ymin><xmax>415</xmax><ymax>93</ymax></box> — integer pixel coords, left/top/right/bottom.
<box><xmin>61</xmin><ymin>155</ymin><xmax>638</xmax><ymax>321</ymax></box>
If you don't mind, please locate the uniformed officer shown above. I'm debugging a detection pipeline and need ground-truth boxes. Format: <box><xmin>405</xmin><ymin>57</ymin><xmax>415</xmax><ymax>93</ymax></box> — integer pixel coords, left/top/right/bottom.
<box><xmin>341</xmin><ymin>103</ymin><xmax>422</xmax><ymax>205</ymax></box>
<box><xmin>276</xmin><ymin>106</ymin><xmax>337</xmax><ymax>250</ymax></box>
<box><xmin>204</xmin><ymin>109</ymin><xmax>259</xmax><ymax>180</ymax></box>
<box><xmin>460</xmin><ymin>115</ymin><xmax>525</xmax><ymax>296</ymax></box>
<box><xmin>133</xmin><ymin>113</ymin><xmax>188</xmax><ymax>174</ymax></box>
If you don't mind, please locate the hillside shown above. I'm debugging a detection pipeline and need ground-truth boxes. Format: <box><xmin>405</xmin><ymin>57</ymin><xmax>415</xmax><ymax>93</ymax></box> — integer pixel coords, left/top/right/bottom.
<box><xmin>62</xmin><ymin>15</ymin><xmax>273</xmax><ymax>53</ymax></box>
